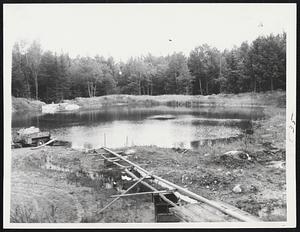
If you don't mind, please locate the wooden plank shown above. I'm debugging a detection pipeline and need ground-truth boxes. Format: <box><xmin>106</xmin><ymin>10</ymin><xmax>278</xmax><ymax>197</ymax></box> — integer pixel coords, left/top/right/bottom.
<box><xmin>210</xmin><ymin>200</ymin><xmax>261</xmax><ymax>222</ymax></box>
<box><xmin>110</xmin><ymin>190</ymin><xmax>170</xmax><ymax>198</ymax></box>
<box><xmin>31</xmin><ymin>138</ymin><xmax>56</xmax><ymax>150</ymax></box>
<box><xmin>170</xmin><ymin>203</ymin><xmax>238</xmax><ymax>222</ymax></box>
<box><xmin>192</xmin><ymin>202</ymin><xmax>239</xmax><ymax>222</ymax></box>
<box><xmin>170</xmin><ymin>205</ymin><xmax>208</xmax><ymax>222</ymax></box>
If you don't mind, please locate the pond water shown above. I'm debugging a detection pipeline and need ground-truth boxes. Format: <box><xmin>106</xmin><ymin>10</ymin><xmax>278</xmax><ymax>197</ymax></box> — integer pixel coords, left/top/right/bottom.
<box><xmin>12</xmin><ymin>105</ymin><xmax>265</xmax><ymax>149</ymax></box>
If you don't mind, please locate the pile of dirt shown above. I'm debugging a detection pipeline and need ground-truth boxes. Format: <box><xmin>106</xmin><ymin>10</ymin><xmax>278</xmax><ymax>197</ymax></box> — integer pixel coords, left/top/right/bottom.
<box><xmin>12</xmin><ymin>97</ymin><xmax>45</xmax><ymax>113</ymax></box>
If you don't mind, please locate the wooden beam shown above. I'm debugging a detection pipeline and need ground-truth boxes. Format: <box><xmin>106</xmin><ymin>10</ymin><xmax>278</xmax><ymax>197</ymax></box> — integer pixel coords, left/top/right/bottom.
<box><xmin>97</xmin><ymin>172</ymin><xmax>152</xmax><ymax>215</ymax></box>
<box><xmin>110</xmin><ymin>190</ymin><xmax>170</xmax><ymax>198</ymax></box>
<box><xmin>31</xmin><ymin>138</ymin><xmax>56</xmax><ymax>150</ymax></box>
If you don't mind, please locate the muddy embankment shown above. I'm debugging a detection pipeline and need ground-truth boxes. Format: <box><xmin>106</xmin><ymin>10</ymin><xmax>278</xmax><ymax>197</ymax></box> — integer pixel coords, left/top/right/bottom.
<box><xmin>12</xmin><ymin>90</ymin><xmax>286</xmax><ymax>113</ymax></box>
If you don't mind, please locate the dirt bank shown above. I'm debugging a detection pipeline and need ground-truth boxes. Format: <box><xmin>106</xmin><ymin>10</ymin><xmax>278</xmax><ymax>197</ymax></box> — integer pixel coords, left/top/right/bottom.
<box><xmin>62</xmin><ymin>90</ymin><xmax>285</xmax><ymax>109</ymax></box>
<box><xmin>12</xmin><ymin>97</ymin><xmax>45</xmax><ymax>113</ymax></box>
<box><xmin>12</xmin><ymin>91</ymin><xmax>285</xmax><ymax>113</ymax></box>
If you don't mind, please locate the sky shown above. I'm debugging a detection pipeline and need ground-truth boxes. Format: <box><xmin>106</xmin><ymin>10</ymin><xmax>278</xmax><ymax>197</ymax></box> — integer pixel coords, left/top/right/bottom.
<box><xmin>4</xmin><ymin>4</ymin><xmax>294</xmax><ymax>62</ymax></box>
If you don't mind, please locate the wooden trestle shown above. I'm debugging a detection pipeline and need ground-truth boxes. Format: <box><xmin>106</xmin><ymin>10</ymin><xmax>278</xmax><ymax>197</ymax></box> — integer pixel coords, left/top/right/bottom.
<box><xmin>95</xmin><ymin>147</ymin><xmax>262</xmax><ymax>223</ymax></box>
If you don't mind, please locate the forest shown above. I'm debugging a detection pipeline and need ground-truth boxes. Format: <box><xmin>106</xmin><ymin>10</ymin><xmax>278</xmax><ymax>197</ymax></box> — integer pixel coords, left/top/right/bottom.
<box><xmin>11</xmin><ymin>33</ymin><xmax>286</xmax><ymax>103</ymax></box>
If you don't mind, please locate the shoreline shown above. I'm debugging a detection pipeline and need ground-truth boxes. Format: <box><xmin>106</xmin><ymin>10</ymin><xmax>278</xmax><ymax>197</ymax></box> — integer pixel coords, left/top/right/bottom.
<box><xmin>12</xmin><ymin>91</ymin><xmax>286</xmax><ymax>114</ymax></box>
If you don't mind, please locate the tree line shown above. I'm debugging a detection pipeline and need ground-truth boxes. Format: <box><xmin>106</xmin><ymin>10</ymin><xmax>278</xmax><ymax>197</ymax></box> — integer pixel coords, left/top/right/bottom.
<box><xmin>11</xmin><ymin>33</ymin><xmax>286</xmax><ymax>103</ymax></box>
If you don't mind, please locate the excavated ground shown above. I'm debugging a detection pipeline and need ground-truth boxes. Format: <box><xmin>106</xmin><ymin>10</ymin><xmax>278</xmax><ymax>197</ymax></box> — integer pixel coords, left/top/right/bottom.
<box><xmin>10</xmin><ymin>101</ymin><xmax>287</xmax><ymax>223</ymax></box>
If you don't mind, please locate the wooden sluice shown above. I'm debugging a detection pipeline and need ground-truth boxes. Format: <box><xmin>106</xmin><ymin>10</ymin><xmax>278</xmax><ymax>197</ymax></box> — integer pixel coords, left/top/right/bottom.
<box><xmin>93</xmin><ymin>147</ymin><xmax>262</xmax><ymax>223</ymax></box>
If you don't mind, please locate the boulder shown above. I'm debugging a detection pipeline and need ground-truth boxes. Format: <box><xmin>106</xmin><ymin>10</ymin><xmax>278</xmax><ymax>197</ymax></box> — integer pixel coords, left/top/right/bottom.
<box><xmin>42</xmin><ymin>103</ymin><xmax>80</xmax><ymax>113</ymax></box>
<box><xmin>232</xmin><ymin>184</ymin><xmax>242</xmax><ymax>193</ymax></box>
<box><xmin>148</xmin><ymin>114</ymin><xmax>176</xmax><ymax>120</ymax></box>
<box><xmin>124</xmin><ymin>149</ymin><xmax>136</xmax><ymax>155</ymax></box>
<box><xmin>224</xmin><ymin>150</ymin><xmax>251</xmax><ymax>160</ymax></box>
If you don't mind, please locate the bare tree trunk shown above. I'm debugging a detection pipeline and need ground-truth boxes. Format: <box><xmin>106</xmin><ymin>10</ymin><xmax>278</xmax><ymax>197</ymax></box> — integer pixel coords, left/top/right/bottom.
<box><xmin>253</xmin><ymin>78</ymin><xmax>257</xmax><ymax>93</ymax></box>
<box><xmin>198</xmin><ymin>77</ymin><xmax>203</xmax><ymax>95</ymax></box>
<box><xmin>93</xmin><ymin>85</ymin><xmax>97</xmax><ymax>97</ymax></box>
<box><xmin>34</xmin><ymin>72</ymin><xmax>38</xmax><ymax>100</ymax></box>
<box><xmin>205</xmin><ymin>77</ymin><xmax>209</xmax><ymax>95</ymax></box>
<box><xmin>150</xmin><ymin>77</ymin><xmax>153</xmax><ymax>95</ymax></box>
<box><xmin>138</xmin><ymin>79</ymin><xmax>141</xmax><ymax>95</ymax></box>
<box><xmin>174</xmin><ymin>72</ymin><xmax>177</xmax><ymax>94</ymax></box>
<box><xmin>24</xmin><ymin>73</ymin><xmax>31</xmax><ymax>98</ymax></box>
<box><xmin>87</xmin><ymin>82</ymin><xmax>92</xmax><ymax>97</ymax></box>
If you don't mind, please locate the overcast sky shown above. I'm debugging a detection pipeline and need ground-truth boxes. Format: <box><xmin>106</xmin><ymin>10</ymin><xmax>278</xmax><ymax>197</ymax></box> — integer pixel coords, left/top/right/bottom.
<box><xmin>4</xmin><ymin>4</ymin><xmax>294</xmax><ymax>62</ymax></box>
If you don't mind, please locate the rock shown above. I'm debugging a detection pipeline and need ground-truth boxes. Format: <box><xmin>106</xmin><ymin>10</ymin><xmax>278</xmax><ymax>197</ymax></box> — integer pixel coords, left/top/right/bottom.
<box><xmin>232</xmin><ymin>184</ymin><xmax>242</xmax><ymax>193</ymax></box>
<box><xmin>249</xmin><ymin>185</ymin><xmax>258</xmax><ymax>192</ymax></box>
<box><xmin>148</xmin><ymin>114</ymin><xmax>176</xmax><ymax>120</ymax></box>
<box><xmin>124</xmin><ymin>149</ymin><xmax>136</xmax><ymax>155</ymax></box>
<box><xmin>267</xmin><ymin>160</ymin><xmax>286</xmax><ymax>169</ymax></box>
<box><xmin>204</xmin><ymin>153</ymin><xmax>210</xmax><ymax>157</ymax></box>
<box><xmin>224</xmin><ymin>150</ymin><xmax>251</xmax><ymax>160</ymax></box>
<box><xmin>65</xmin><ymin>104</ymin><xmax>80</xmax><ymax>111</ymax></box>
<box><xmin>42</xmin><ymin>103</ymin><xmax>80</xmax><ymax>113</ymax></box>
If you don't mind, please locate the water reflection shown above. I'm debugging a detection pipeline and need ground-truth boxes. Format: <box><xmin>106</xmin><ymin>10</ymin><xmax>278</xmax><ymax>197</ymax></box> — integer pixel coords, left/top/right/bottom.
<box><xmin>12</xmin><ymin>105</ymin><xmax>265</xmax><ymax>149</ymax></box>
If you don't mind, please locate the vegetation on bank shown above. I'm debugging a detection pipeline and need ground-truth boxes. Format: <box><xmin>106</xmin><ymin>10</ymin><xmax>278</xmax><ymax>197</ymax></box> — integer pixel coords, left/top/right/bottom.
<box><xmin>11</xmin><ymin>97</ymin><xmax>45</xmax><ymax>113</ymax></box>
<box><xmin>12</xmin><ymin>33</ymin><xmax>285</xmax><ymax>103</ymax></box>
<box><xmin>64</xmin><ymin>90</ymin><xmax>286</xmax><ymax>109</ymax></box>
<box><xmin>12</xmin><ymin>90</ymin><xmax>286</xmax><ymax>113</ymax></box>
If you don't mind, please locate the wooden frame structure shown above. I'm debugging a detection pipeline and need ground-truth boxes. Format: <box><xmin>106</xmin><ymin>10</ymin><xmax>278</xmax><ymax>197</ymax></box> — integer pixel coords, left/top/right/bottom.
<box><xmin>96</xmin><ymin>147</ymin><xmax>262</xmax><ymax>223</ymax></box>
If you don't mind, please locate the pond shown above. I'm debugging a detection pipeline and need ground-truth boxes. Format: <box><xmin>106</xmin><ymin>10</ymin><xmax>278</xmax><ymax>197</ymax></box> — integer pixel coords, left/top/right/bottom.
<box><xmin>12</xmin><ymin>105</ymin><xmax>265</xmax><ymax>149</ymax></box>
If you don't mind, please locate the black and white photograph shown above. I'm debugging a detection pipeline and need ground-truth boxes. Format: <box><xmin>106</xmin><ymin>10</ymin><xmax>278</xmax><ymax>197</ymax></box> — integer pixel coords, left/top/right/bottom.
<box><xmin>3</xmin><ymin>3</ymin><xmax>297</xmax><ymax>228</ymax></box>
